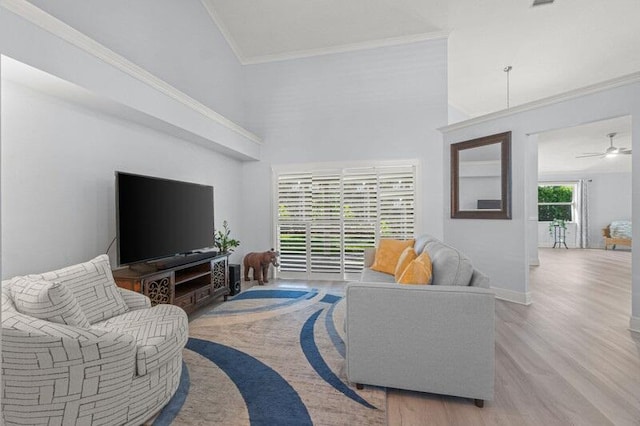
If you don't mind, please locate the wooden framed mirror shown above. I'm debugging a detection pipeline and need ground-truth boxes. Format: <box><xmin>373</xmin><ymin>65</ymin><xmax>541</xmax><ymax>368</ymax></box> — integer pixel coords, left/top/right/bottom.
<box><xmin>451</xmin><ymin>131</ymin><xmax>511</xmax><ymax>219</ymax></box>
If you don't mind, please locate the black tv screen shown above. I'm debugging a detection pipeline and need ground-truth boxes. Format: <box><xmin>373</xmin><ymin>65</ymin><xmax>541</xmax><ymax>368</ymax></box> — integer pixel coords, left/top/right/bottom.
<box><xmin>116</xmin><ymin>172</ymin><xmax>214</xmax><ymax>265</ymax></box>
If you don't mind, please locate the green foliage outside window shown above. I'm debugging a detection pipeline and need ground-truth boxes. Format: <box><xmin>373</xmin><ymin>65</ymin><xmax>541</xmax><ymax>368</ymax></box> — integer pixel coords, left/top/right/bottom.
<box><xmin>538</xmin><ymin>185</ymin><xmax>573</xmax><ymax>221</ymax></box>
<box><xmin>538</xmin><ymin>186</ymin><xmax>573</xmax><ymax>203</ymax></box>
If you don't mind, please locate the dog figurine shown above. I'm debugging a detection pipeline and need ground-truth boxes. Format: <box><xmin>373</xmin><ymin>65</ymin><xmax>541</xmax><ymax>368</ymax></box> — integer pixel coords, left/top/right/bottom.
<box><xmin>243</xmin><ymin>249</ymin><xmax>280</xmax><ymax>285</ymax></box>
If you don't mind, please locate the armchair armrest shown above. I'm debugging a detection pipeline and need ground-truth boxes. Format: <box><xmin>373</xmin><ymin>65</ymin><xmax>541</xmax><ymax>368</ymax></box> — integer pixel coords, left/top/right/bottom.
<box><xmin>2</xmin><ymin>312</ymin><xmax>137</xmax><ymax>424</ymax></box>
<box><xmin>119</xmin><ymin>287</ymin><xmax>152</xmax><ymax>310</ymax></box>
<box><xmin>345</xmin><ymin>281</ymin><xmax>495</xmax><ymax>401</ymax></box>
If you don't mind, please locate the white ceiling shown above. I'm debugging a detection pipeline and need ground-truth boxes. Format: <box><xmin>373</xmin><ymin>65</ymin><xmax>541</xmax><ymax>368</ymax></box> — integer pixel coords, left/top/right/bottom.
<box><xmin>537</xmin><ymin>116</ymin><xmax>632</xmax><ymax>175</ymax></box>
<box><xmin>205</xmin><ymin>0</ymin><xmax>638</xmax><ymax>173</ymax></box>
<box><xmin>205</xmin><ymin>0</ymin><xmax>640</xmax><ymax>118</ymax></box>
<box><xmin>9</xmin><ymin>0</ymin><xmax>638</xmax><ymax>174</ymax></box>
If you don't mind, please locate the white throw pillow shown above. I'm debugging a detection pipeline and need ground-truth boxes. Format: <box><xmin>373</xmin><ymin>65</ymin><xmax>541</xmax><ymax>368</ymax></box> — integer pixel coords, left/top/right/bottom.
<box><xmin>10</xmin><ymin>276</ymin><xmax>91</xmax><ymax>328</ymax></box>
<box><xmin>29</xmin><ymin>254</ymin><xmax>128</xmax><ymax>323</ymax></box>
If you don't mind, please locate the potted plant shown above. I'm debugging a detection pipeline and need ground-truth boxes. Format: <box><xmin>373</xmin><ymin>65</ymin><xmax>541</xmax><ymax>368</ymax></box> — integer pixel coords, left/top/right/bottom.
<box><xmin>548</xmin><ymin>218</ymin><xmax>569</xmax><ymax>248</ymax></box>
<box><xmin>548</xmin><ymin>218</ymin><xmax>567</xmax><ymax>236</ymax></box>
<box><xmin>214</xmin><ymin>220</ymin><xmax>240</xmax><ymax>253</ymax></box>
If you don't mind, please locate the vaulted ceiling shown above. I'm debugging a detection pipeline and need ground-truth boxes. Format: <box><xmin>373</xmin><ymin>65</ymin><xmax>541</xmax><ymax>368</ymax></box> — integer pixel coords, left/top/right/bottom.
<box><xmin>204</xmin><ymin>0</ymin><xmax>640</xmax><ymax>118</ymax></box>
<box><xmin>16</xmin><ymin>0</ymin><xmax>640</xmax><ymax>174</ymax></box>
<box><xmin>203</xmin><ymin>0</ymin><xmax>639</xmax><ymax>173</ymax></box>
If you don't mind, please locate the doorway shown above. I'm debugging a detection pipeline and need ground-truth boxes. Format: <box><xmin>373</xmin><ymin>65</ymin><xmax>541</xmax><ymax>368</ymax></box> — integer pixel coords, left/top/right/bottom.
<box><xmin>533</xmin><ymin>116</ymin><xmax>632</xmax><ymax>254</ymax></box>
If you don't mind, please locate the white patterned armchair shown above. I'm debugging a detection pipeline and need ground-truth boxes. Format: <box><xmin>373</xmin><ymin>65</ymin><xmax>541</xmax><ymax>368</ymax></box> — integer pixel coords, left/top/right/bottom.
<box><xmin>1</xmin><ymin>255</ymin><xmax>188</xmax><ymax>426</ymax></box>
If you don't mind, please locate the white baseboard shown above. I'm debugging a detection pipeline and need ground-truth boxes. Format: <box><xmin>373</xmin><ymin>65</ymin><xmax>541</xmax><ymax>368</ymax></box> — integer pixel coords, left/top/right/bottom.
<box><xmin>630</xmin><ymin>316</ymin><xmax>640</xmax><ymax>333</ymax></box>
<box><xmin>529</xmin><ymin>257</ymin><xmax>540</xmax><ymax>266</ymax></box>
<box><xmin>492</xmin><ymin>287</ymin><xmax>533</xmax><ymax>305</ymax></box>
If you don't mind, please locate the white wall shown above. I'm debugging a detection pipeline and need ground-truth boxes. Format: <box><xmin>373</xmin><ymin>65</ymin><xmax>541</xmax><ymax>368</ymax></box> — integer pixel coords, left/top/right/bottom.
<box><xmin>241</xmin><ymin>39</ymin><xmax>448</xmax><ymax>253</ymax></box>
<box><xmin>0</xmin><ymin>1</ymin><xmax>252</xmax><ymax>277</ymax></box>
<box><xmin>537</xmin><ymin>172</ymin><xmax>632</xmax><ymax>249</ymax></box>
<box><xmin>27</xmin><ymin>0</ymin><xmax>246</xmax><ymax>126</ymax></box>
<box><xmin>526</xmin><ymin>134</ymin><xmax>539</xmax><ymax>266</ymax></box>
<box><xmin>537</xmin><ymin>222</ymin><xmax>578</xmax><ymax>248</ymax></box>
<box><xmin>591</xmin><ymin>173</ymin><xmax>633</xmax><ymax>247</ymax></box>
<box><xmin>0</xmin><ymin>61</ymin><xmax>3</xmax><ymax>284</ymax></box>
<box><xmin>448</xmin><ymin>104</ymin><xmax>469</xmax><ymax>124</ymax></box>
<box><xmin>442</xmin><ymin>79</ymin><xmax>640</xmax><ymax>327</ymax></box>
<box><xmin>1</xmin><ymin>3</ymin><xmax>449</xmax><ymax>277</ymax></box>
<box><xmin>1</xmin><ymin>80</ymin><xmax>243</xmax><ymax>278</ymax></box>
<box><xmin>0</xmin><ymin>2</ymin><xmax>260</xmax><ymax>162</ymax></box>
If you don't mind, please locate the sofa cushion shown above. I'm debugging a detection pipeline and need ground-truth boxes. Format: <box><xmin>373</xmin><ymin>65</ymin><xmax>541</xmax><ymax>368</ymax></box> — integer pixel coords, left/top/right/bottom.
<box><xmin>94</xmin><ymin>304</ymin><xmax>188</xmax><ymax>376</ymax></box>
<box><xmin>469</xmin><ymin>270</ymin><xmax>491</xmax><ymax>288</ymax></box>
<box><xmin>398</xmin><ymin>252</ymin><xmax>433</xmax><ymax>285</ymax></box>
<box><xmin>29</xmin><ymin>254</ymin><xmax>128</xmax><ymax>324</ymax></box>
<box><xmin>9</xmin><ymin>277</ymin><xmax>91</xmax><ymax>328</ymax></box>
<box><xmin>610</xmin><ymin>220</ymin><xmax>632</xmax><ymax>239</ymax></box>
<box><xmin>371</xmin><ymin>239</ymin><xmax>415</xmax><ymax>274</ymax></box>
<box><xmin>414</xmin><ymin>234</ymin><xmax>438</xmax><ymax>255</ymax></box>
<box><xmin>360</xmin><ymin>267</ymin><xmax>396</xmax><ymax>283</ymax></box>
<box><xmin>394</xmin><ymin>247</ymin><xmax>418</xmax><ymax>281</ymax></box>
<box><xmin>424</xmin><ymin>241</ymin><xmax>474</xmax><ymax>286</ymax></box>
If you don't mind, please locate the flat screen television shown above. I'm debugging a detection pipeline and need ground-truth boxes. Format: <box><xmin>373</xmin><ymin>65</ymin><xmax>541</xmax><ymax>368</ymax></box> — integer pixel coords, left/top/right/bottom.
<box><xmin>116</xmin><ymin>172</ymin><xmax>214</xmax><ymax>266</ymax></box>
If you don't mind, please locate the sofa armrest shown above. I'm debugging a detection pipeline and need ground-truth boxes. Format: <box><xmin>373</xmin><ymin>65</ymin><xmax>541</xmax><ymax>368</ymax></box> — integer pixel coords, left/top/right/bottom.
<box><xmin>118</xmin><ymin>287</ymin><xmax>152</xmax><ymax>310</ymax></box>
<box><xmin>470</xmin><ymin>269</ymin><xmax>490</xmax><ymax>288</ymax></box>
<box><xmin>345</xmin><ymin>281</ymin><xmax>495</xmax><ymax>400</ymax></box>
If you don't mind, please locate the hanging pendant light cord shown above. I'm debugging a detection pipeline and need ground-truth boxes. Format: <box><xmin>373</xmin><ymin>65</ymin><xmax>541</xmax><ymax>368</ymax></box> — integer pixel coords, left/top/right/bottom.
<box><xmin>504</xmin><ymin>66</ymin><xmax>512</xmax><ymax>108</ymax></box>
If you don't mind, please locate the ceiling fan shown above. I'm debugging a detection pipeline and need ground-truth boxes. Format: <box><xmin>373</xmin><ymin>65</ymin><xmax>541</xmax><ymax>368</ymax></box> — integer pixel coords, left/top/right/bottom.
<box><xmin>576</xmin><ymin>133</ymin><xmax>632</xmax><ymax>158</ymax></box>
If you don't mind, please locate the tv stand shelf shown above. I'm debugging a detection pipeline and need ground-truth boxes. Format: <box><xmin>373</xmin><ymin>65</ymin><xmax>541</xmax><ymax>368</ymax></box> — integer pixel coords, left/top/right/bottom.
<box><xmin>175</xmin><ymin>270</ymin><xmax>210</xmax><ymax>285</ymax></box>
<box><xmin>113</xmin><ymin>252</ymin><xmax>229</xmax><ymax>314</ymax></box>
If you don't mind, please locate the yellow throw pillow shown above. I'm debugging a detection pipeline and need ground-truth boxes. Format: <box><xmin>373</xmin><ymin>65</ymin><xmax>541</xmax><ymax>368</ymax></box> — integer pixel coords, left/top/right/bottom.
<box><xmin>371</xmin><ymin>239</ymin><xmax>415</xmax><ymax>275</ymax></box>
<box><xmin>394</xmin><ymin>247</ymin><xmax>418</xmax><ymax>281</ymax></box>
<box><xmin>398</xmin><ymin>252</ymin><xmax>433</xmax><ymax>285</ymax></box>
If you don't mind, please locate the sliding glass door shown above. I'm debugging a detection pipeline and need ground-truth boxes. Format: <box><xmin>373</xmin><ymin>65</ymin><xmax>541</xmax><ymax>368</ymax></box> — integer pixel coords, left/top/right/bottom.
<box><xmin>275</xmin><ymin>164</ymin><xmax>416</xmax><ymax>280</ymax></box>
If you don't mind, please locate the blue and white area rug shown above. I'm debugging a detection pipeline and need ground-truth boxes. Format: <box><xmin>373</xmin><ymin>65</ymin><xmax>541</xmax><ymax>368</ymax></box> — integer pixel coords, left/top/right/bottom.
<box><xmin>153</xmin><ymin>286</ymin><xmax>386</xmax><ymax>425</ymax></box>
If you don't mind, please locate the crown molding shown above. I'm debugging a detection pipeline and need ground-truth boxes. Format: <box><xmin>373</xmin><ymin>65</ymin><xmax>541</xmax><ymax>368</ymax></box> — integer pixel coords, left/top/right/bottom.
<box><xmin>199</xmin><ymin>0</ymin><xmax>248</xmax><ymax>64</ymax></box>
<box><xmin>440</xmin><ymin>71</ymin><xmax>640</xmax><ymax>134</ymax></box>
<box><xmin>241</xmin><ymin>31</ymin><xmax>450</xmax><ymax>65</ymax></box>
<box><xmin>1</xmin><ymin>0</ymin><xmax>261</xmax><ymax>145</ymax></box>
<box><xmin>198</xmin><ymin>0</ymin><xmax>449</xmax><ymax>66</ymax></box>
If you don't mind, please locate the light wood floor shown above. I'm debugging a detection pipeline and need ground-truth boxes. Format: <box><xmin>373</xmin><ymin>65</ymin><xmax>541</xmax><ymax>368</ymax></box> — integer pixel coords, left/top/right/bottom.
<box><xmin>185</xmin><ymin>249</ymin><xmax>638</xmax><ymax>426</ymax></box>
<box><xmin>386</xmin><ymin>248</ymin><xmax>640</xmax><ymax>426</ymax></box>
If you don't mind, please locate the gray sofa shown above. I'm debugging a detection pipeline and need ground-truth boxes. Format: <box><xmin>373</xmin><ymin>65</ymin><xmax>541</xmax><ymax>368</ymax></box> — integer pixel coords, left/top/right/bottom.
<box><xmin>345</xmin><ymin>234</ymin><xmax>495</xmax><ymax>407</ymax></box>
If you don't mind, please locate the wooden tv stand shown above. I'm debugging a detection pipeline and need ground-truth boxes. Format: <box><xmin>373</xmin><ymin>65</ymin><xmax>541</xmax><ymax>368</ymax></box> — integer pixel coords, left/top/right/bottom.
<box><xmin>113</xmin><ymin>253</ymin><xmax>229</xmax><ymax>314</ymax></box>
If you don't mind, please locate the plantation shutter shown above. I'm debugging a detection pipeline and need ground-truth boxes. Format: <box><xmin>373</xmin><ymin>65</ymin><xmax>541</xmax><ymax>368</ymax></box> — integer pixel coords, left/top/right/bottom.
<box><xmin>277</xmin><ymin>173</ymin><xmax>311</xmax><ymax>273</ymax></box>
<box><xmin>343</xmin><ymin>171</ymin><xmax>377</xmax><ymax>272</ymax></box>
<box><xmin>379</xmin><ymin>167</ymin><xmax>416</xmax><ymax>239</ymax></box>
<box><xmin>277</xmin><ymin>223</ymin><xmax>308</xmax><ymax>273</ymax></box>
<box><xmin>276</xmin><ymin>164</ymin><xmax>416</xmax><ymax>279</ymax></box>
<box><xmin>310</xmin><ymin>172</ymin><xmax>342</xmax><ymax>275</ymax></box>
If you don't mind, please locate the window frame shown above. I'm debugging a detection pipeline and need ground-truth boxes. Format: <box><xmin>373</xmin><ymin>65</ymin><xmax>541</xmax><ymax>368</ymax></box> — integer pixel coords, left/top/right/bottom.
<box><xmin>537</xmin><ymin>181</ymin><xmax>578</xmax><ymax>223</ymax></box>
<box><xmin>273</xmin><ymin>160</ymin><xmax>420</xmax><ymax>280</ymax></box>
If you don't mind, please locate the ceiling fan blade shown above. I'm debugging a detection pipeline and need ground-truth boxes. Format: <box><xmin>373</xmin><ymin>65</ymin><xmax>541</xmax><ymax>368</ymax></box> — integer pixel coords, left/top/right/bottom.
<box><xmin>575</xmin><ymin>133</ymin><xmax>630</xmax><ymax>159</ymax></box>
<box><xmin>576</xmin><ymin>153</ymin><xmax>604</xmax><ymax>158</ymax></box>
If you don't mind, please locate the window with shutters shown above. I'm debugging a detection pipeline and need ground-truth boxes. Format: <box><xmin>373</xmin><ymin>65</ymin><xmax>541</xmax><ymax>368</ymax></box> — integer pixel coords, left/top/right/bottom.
<box><xmin>275</xmin><ymin>164</ymin><xmax>417</xmax><ymax>279</ymax></box>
